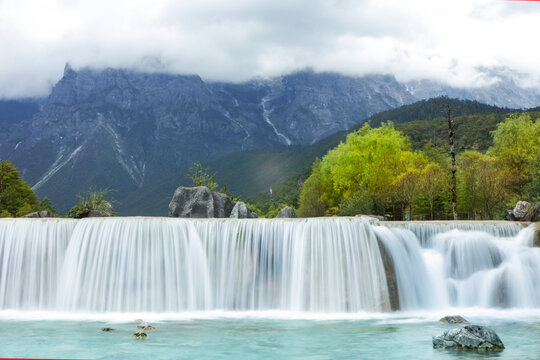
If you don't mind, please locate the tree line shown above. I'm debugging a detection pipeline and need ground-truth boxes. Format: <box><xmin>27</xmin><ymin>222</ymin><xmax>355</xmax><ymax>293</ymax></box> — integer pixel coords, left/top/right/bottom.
<box><xmin>298</xmin><ymin>113</ymin><xmax>539</xmax><ymax>220</ymax></box>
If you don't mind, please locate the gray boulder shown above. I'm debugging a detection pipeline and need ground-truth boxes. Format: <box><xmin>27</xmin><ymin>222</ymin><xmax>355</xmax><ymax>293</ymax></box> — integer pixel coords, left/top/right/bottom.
<box><xmin>276</xmin><ymin>206</ymin><xmax>297</xmax><ymax>218</ymax></box>
<box><xmin>506</xmin><ymin>201</ymin><xmax>538</xmax><ymax>222</ymax></box>
<box><xmin>22</xmin><ymin>211</ymin><xmax>54</xmax><ymax>218</ymax></box>
<box><xmin>169</xmin><ymin>186</ymin><xmax>234</xmax><ymax>218</ymax></box>
<box><xmin>440</xmin><ymin>315</ymin><xmax>468</xmax><ymax>324</ymax></box>
<box><xmin>433</xmin><ymin>325</ymin><xmax>504</xmax><ymax>351</ymax></box>
<box><xmin>230</xmin><ymin>202</ymin><xmax>258</xmax><ymax>218</ymax></box>
<box><xmin>86</xmin><ymin>210</ymin><xmax>113</xmax><ymax>217</ymax></box>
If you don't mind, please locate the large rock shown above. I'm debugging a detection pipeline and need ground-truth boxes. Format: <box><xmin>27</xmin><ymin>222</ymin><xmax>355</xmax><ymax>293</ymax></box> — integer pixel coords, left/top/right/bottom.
<box><xmin>169</xmin><ymin>186</ymin><xmax>235</xmax><ymax>218</ymax></box>
<box><xmin>533</xmin><ymin>223</ymin><xmax>540</xmax><ymax>248</ymax></box>
<box><xmin>433</xmin><ymin>325</ymin><xmax>504</xmax><ymax>351</ymax></box>
<box><xmin>506</xmin><ymin>201</ymin><xmax>538</xmax><ymax>222</ymax></box>
<box><xmin>230</xmin><ymin>202</ymin><xmax>258</xmax><ymax>218</ymax></box>
<box><xmin>276</xmin><ymin>206</ymin><xmax>297</xmax><ymax>218</ymax></box>
<box><xmin>22</xmin><ymin>211</ymin><xmax>54</xmax><ymax>218</ymax></box>
<box><xmin>376</xmin><ymin>239</ymin><xmax>400</xmax><ymax>311</ymax></box>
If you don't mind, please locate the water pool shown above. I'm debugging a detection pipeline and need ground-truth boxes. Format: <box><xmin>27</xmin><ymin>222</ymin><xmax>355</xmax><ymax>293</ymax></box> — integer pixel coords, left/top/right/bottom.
<box><xmin>1</xmin><ymin>311</ymin><xmax>539</xmax><ymax>359</ymax></box>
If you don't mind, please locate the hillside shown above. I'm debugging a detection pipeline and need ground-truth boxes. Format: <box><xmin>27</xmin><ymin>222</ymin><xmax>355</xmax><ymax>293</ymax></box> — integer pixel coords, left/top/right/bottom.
<box><xmin>118</xmin><ymin>97</ymin><xmax>518</xmax><ymax>215</ymax></box>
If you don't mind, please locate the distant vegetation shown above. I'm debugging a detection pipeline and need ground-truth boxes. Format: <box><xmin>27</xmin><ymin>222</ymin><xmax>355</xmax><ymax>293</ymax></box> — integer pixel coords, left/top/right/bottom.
<box><xmin>297</xmin><ymin>114</ymin><xmax>539</xmax><ymax>220</ymax></box>
<box><xmin>0</xmin><ymin>160</ymin><xmax>56</xmax><ymax>217</ymax></box>
<box><xmin>67</xmin><ymin>187</ymin><xmax>115</xmax><ymax>218</ymax></box>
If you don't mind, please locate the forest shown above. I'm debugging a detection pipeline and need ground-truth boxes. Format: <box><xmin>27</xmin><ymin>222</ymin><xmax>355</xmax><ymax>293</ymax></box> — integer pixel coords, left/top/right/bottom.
<box><xmin>297</xmin><ymin>113</ymin><xmax>539</xmax><ymax>220</ymax></box>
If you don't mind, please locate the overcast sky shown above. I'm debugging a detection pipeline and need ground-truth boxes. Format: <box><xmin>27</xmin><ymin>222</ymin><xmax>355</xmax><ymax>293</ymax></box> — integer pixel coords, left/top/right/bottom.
<box><xmin>1</xmin><ymin>0</ymin><xmax>540</xmax><ymax>98</ymax></box>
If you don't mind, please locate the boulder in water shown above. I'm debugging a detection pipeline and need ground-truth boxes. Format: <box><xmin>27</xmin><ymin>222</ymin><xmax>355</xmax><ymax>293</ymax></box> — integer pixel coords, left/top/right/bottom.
<box><xmin>22</xmin><ymin>211</ymin><xmax>54</xmax><ymax>218</ymax></box>
<box><xmin>433</xmin><ymin>325</ymin><xmax>504</xmax><ymax>351</ymax></box>
<box><xmin>276</xmin><ymin>206</ymin><xmax>297</xmax><ymax>218</ymax></box>
<box><xmin>133</xmin><ymin>330</ymin><xmax>147</xmax><ymax>339</ymax></box>
<box><xmin>440</xmin><ymin>315</ymin><xmax>468</xmax><ymax>324</ymax></box>
<box><xmin>506</xmin><ymin>201</ymin><xmax>538</xmax><ymax>222</ymax></box>
<box><xmin>230</xmin><ymin>201</ymin><xmax>258</xmax><ymax>218</ymax></box>
<box><xmin>135</xmin><ymin>319</ymin><xmax>156</xmax><ymax>331</ymax></box>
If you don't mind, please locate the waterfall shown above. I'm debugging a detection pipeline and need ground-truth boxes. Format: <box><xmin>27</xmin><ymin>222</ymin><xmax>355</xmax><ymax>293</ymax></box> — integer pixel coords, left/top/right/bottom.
<box><xmin>0</xmin><ymin>217</ymin><xmax>536</xmax><ymax>314</ymax></box>
<box><xmin>0</xmin><ymin>219</ymin><xmax>77</xmax><ymax>310</ymax></box>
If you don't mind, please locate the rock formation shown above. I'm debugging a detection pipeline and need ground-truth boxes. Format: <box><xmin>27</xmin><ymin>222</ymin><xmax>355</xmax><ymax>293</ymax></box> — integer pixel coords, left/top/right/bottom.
<box><xmin>433</xmin><ymin>325</ymin><xmax>504</xmax><ymax>351</ymax></box>
<box><xmin>376</xmin><ymin>239</ymin><xmax>400</xmax><ymax>311</ymax></box>
<box><xmin>22</xmin><ymin>211</ymin><xmax>54</xmax><ymax>218</ymax></box>
<box><xmin>440</xmin><ymin>315</ymin><xmax>468</xmax><ymax>324</ymax></box>
<box><xmin>230</xmin><ymin>201</ymin><xmax>258</xmax><ymax>218</ymax></box>
<box><xmin>276</xmin><ymin>206</ymin><xmax>297</xmax><ymax>218</ymax></box>
<box><xmin>506</xmin><ymin>201</ymin><xmax>538</xmax><ymax>222</ymax></box>
<box><xmin>169</xmin><ymin>186</ymin><xmax>257</xmax><ymax>218</ymax></box>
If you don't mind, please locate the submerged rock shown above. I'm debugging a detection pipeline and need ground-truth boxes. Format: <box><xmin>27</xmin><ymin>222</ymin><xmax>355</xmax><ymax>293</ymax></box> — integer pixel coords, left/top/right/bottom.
<box><xmin>276</xmin><ymin>206</ymin><xmax>297</xmax><ymax>218</ymax></box>
<box><xmin>230</xmin><ymin>201</ymin><xmax>258</xmax><ymax>218</ymax></box>
<box><xmin>133</xmin><ymin>330</ymin><xmax>147</xmax><ymax>339</ymax></box>
<box><xmin>135</xmin><ymin>319</ymin><xmax>156</xmax><ymax>331</ymax></box>
<box><xmin>433</xmin><ymin>325</ymin><xmax>504</xmax><ymax>351</ymax></box>
<box><xmin>440</xmin><ymin>315</ymin><xmax>468</xmax><ymax>324</ymax></box>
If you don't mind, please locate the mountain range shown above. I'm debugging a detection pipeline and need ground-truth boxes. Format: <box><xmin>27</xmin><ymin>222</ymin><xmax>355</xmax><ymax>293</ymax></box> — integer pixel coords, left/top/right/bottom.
<box><xmin>0</xmin><ymin>65</ymin><xmax>538</xmax><ymax>214</ymax></box>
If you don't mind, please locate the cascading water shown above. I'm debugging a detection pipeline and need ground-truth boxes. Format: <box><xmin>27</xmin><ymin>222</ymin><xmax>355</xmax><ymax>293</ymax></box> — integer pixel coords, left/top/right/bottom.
<box><xmin>0</xmin><ymin>217</ymin><xmax>536</xmax><ymax>315</ymax></box>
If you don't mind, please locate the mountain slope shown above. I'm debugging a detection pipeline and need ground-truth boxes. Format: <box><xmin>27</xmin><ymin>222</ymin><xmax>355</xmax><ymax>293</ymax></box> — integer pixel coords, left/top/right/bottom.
<box><xmin>1</xmin><ymin>65</ymin><xmax>539</xmax><ymax>214</ymax></box>
<box><xmin>118</xmin><ymin>98</ymin><xmax>518</xmax><ymax>215</ymax></box>
<box><xmin>1</xmin><ymin>67</ymin><xmax>419</xmax><ymax>212</ymax></box>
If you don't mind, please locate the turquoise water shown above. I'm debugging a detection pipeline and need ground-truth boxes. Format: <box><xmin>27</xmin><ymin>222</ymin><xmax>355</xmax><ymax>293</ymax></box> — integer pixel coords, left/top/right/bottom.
<box><xmin>1</xmin><ymin>313</ymin><xmax>539</xmax><ymax>359</ymax></box>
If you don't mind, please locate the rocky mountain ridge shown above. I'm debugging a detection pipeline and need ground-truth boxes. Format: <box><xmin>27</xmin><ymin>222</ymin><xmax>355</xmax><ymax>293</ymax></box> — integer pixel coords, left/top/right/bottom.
<box><xmin>1</xmin><ymin>65</ymin><xmax>539</xmax><ymax>213</ymax></box>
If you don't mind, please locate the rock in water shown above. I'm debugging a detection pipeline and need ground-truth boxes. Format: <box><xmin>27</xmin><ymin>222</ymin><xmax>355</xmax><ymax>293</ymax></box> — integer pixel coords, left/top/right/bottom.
<box><xmin>133</xmin><ymin>330</ymin><xmax>147</xmax><ymax>339</ymax></box>
<box><xmin>276</xmin><ymin>206</ymin><xmax>297</xmax><ymax>218</ymax></box>
<box><xmin>230</xmin><ymin>202</ymin><xmax>258</xmax><ymax>218</ymax></box>
<box><xmin>433</xmin><ymin>325</ymin><xmax>504</xmax><ymax>351</ymax></box>
<box><xmin>440</xmin><ymin>315</ymin><xmax>468</xmax><ymax>324</ymax></box>
<box><xmin>168</xmin><ymin>186</ymin><xmax>234</xmax><ymax>218</ymax></box>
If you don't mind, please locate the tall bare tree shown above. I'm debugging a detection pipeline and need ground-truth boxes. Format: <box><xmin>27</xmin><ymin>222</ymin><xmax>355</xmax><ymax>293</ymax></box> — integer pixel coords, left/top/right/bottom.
<box><xmin>447</xmin><ymin>104</ymin><xmax>459</xmax><ymax>220</ymax></box>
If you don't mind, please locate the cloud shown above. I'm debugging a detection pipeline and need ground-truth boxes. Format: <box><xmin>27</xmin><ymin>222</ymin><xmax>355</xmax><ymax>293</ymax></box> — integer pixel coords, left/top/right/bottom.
<box><xmin>1</xmin><ymin>0</ymin><xmax>540</xmax><ymax>98</ymax></box>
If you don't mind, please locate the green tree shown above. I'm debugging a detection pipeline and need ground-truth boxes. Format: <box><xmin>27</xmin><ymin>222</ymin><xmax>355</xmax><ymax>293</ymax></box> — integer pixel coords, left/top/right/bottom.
<box><xmin>393</xmin><ymin>152</ymin><xmax>427</xmax><ymax>220</ymax></box>
<box><xmin>320</xmin><ymin>123</ymin><xmax>412</xmax><ymax>213</ymax></box>
<box><xmin>0</xmin><ymin>160</ymin><xmax>38</xmax><ymax>216</ymax></box>
<box><xmin>419</xmin><ymin>162</ymin><xmax>446</xmax><ymax>220</ymax></box>
<box><xmin>187</xmin><ymin>162</ymin><xmax>218</xmax><ymax>191</ymax></box>
<box><xmin>477</xmin><ymin>155</ymin><xmax>508</xmax><ymax>219</ymax></box>
<box><xmin>298</xmin><ymin>159</ymin><xmax>328</xmax><ymax>217</ymax></box>
<box><xmin>458</xmin><ymin>151</ymin><xmax>483</xmax><ymax>220</ymax></box>
<box><xmin>489</xmin><ymin>114</ymin><xmax>540</xmax><ymax>197</ymax></box>
<box><xmin>16</xmin><ymin>202</ymin><xmax>34</xmax><ymax>217</ymax></box>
